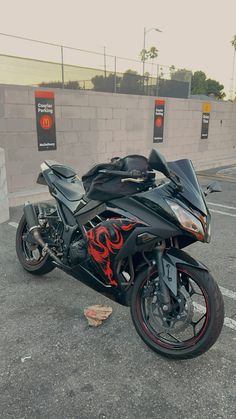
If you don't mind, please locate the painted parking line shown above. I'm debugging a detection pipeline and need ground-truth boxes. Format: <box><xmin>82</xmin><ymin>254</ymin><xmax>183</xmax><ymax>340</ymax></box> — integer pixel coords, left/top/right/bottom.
<box><xmin>209</xmin><ymin>209</ymin><xmax>236</xmax><ymax>218</ymax></box>
<box><xmin>8</xmin><ymin>221</ymin><xmax>19</xmax><ymax>228</ymax></box>
<box><xmin>219</xmin><ymin>286</ymin><xmax>236</xmax><ymax>301</ymax></box>
<box><xmin>208</xmin><ymin>202</ymin><xmax>236</xmax><ymax>211</ymax></box>
<box><xmin>208</xmin><ymin>201</ymin><xmax>236</xmax><ymax>217</ymax></box>
<box><xmin>194</xmin><ymin>302</ymin><xmax>236</xmax><ymax>332</ymax></box>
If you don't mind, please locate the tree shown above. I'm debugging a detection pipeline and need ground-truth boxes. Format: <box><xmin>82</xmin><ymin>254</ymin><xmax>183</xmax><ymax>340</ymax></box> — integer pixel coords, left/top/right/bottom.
<box><xmin>170</xmin><ymin>67</ymin><xmax>191</xmax><ymax>82</ymax></box>
<box><xmin>140</xmin><ymin>48</ymin><xmax>149</xmax><ymax>63</ymax></box>
<box><xmin>119</xmin><ymin>69</ymin><xmax>143</xmax><ymax>95</ymax></box>
<box><xmin>39</xmin><ymin>80</ymin><xmax>81</xmax><ymax>89</ymax></box>
<box><xmin>206</xmin><ymin>79</ymin><xmax>225</xmax><ymax>99</ymax></box>
<box><xmin>140</xmin><ymin>46</ymin><xmax>158</xmax><ymax>76</ymax></box>
<box><xmin>191</xmin><ymin>71</ymin><xmax>207</xmax><ymax>95</ymax></box>
<box><xmin>148</xmin><ymin>47</ymin><xmax>158</xmax><ymax>78</ymax></box>
<box><xmin>140</xmin><ymin>46</ymin><xmax>158</xmax><ymax>62</ymax></box>
<box><xmin>148</xmin><ymin>46</ymin><xmax>158</xmax><ymax>60</ymax></box>
<box><xmin>91</xmin><ymin>73</ymin><xmax>121</xmax><ymax>92</ymax></box>
<box><xmin>190</xmin><ymin>70</ymin><xmax>225</xmax><ymax>98</ymax></box>
<box><xmin>169</xmin><ymin>65</ymin><xmax>176</xmax><ymax>76</ymax></box>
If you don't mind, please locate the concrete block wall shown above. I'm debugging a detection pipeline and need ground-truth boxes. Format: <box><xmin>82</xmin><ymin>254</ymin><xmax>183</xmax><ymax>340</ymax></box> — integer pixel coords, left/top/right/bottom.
<box><xmin>0</xmin><ymin>147</ymin><xmax>9</xmax><ymax>222</ymax></box>
<box><xmin>157</xmin><ymin>98</ymin><xmax>236</xmax><ymax>169</ymax></box>
<box><xmin>0</xmin><ymin>84</ymin><xmax>236</xmax><ymax>206</ymax></box>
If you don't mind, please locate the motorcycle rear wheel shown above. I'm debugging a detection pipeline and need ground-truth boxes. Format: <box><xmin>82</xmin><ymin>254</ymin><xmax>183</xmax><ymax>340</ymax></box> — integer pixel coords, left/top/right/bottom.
<box><xmin>130</xmin><ymin>265</ymin><xmax>224</xmax><ymax>359</ymax></box>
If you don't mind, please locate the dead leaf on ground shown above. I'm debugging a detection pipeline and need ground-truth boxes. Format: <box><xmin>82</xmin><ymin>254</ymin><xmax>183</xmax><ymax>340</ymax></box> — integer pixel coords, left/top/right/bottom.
<box><xmin>84</xmin><ymin>304</ymin><xmax>113</xmax><ymax>327</ymax></box>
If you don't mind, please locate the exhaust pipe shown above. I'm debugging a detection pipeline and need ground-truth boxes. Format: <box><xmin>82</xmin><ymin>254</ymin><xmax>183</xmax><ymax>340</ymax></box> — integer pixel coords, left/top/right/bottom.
<box><xmin>23</xmin><ymin>202</ymin><xmax>63</xmax><ymax>266</ymax></box>
<box><xmin>24</xmin><ymin>202</ymin><xmax>40</xmax><ymax>232</ymax></box>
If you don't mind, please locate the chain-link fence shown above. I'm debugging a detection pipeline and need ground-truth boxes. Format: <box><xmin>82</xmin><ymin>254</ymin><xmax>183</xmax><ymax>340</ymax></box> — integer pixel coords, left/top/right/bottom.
<box><xmin>0</xmin><ymin>33</ymin><xmax>191</xmax><ymax>98</ymax></box>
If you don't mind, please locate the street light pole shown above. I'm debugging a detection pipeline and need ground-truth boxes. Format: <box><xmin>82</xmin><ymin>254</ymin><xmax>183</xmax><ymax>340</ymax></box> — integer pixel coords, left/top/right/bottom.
<box><xmin>61</xmin><ymin>46</ymin><xmax>64</xmax><ymax>89</ymax></box>
<box><xmin>230</xmin><ymin>35</ymin><xmax>236</xmax><ymax>100</ymax></box>
<box><xmin>142</xmin><ymin>26</ymin><xmax>162</xmax><ymax>76</ymax></box>
<box><xmin>142</xmin><ymin>27</ymin><xmax>147</xmax><ymax>77</ymax></box>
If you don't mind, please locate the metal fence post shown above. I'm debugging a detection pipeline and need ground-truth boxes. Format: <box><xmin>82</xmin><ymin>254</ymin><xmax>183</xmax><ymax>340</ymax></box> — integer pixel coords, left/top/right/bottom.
<box><xmin>155</xmin><ymin>64</ymin><xmax>159</xmax><ymax>97</ymax></box>
<box><xmin>188</xmin><ymin>72</ymin><xmax>192</xmax><ymax>98</ymax></box>
<box><xmin>61</xmin><ymin>46</ymin><xmax>65</xmax><ymax>88</ymax></box>
<box><xmin>104</xmin><ymin>46</ymin><xmax>107</xmax><ymax>78</ymax></box>
<box><xmin>114</xmin><ymin>56</ymin><xmax>117</xmax><ymax>93</ymax></box>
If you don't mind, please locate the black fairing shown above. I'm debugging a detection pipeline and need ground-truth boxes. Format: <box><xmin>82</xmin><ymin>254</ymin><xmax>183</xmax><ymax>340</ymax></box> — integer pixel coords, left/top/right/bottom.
<box><xmin>52</xmin><ymin>178</ymin><xmax>84</xmax><ymax>202</ymax></box>
<box><xmin>45</xmin><ymin>160</ymin><xmax>77</xmax><ymax>178</ymax></box>
<box><xmin>167</xmin><ymin>159</ymin><xmax>208</xmax><ymax>215</ymax></box>
<box><xmin>31</xmin><ymin>153</ymin><xmax>213</xmax><ymax>307</ymax></box>
<box><xmin>36</xmin><ymin>172</ymin><xmax>47</xmax><ymax>185</ymax></box>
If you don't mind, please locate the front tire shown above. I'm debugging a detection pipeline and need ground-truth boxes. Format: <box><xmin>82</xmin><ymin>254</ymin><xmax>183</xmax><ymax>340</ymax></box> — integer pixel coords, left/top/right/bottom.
<box><xmin>16</xmin><ymin>213</ymin><xmax>55</xmax><ymax>276</ymax></box>
<box><xmin>130</xmin><ymin>265</ymin><xmax>224</xmax><ymax>359</ymax></box>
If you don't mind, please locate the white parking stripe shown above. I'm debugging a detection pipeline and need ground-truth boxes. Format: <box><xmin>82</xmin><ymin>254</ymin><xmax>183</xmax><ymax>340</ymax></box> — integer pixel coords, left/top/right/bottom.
<box><xmin>219</xmin><ymin>286</ymin><xmax>236</xmax><ymax>301</ymax></box>
<box><xmin>208</xmin><ymin>202</ymin><xmax>236</xmax><ymax>211</ymax></box>
<box><xmin>224</xmin><ymin>317</ymin><xmax>236</xmax><ymax>331</ymax></box>
<box><xmin>210</xmin><ymin>209</ymin><xmax>236</xmax><ymax>218</ymax></box>
<box><xmin>8</xmin><ymin>222</ymin><xmax>19</xmax><ymax>228</ymax></box>
<box><xmin>194</xmin><ymin>302</ymin><xmax>236</xmax><ymax>332</ymax></box>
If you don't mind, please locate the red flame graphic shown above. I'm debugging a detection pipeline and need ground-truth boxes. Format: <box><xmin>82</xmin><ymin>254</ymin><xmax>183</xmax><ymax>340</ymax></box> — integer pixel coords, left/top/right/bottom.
<box><xmin>86</xmin><ymin>220</ymin><xmax>135</xmax><ymax>285</ymax></box>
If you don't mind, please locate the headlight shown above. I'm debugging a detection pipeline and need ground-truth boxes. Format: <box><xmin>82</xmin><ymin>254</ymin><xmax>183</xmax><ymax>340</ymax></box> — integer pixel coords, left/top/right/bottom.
<box><xmin>167</xmin><ymin>200</ymin><xmax>205</xmax><ymax>241</ymax></box>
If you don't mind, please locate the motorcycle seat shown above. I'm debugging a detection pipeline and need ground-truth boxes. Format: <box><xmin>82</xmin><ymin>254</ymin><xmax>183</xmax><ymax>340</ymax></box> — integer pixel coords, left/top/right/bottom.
<box><xmin>52</xmin><ymin>178</ymin><xmax>85</xmax><ymax>202</ymax></box>
<box><xmin>45</xmin><ymin>160</ymin><xmax>77</xmax><ymax>179</ymax></box>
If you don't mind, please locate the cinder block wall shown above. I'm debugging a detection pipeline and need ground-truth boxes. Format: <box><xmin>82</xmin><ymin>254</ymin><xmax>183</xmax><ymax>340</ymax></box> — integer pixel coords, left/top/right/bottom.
<box><xmin>0</xmin><ymin>147</ymin><xmax>9</xmax><ymax>222</ymax></box>
<box><xmin>0</xmin><ymin>84</ymin><xmax>236</xmax><ymax>201</ymax></box>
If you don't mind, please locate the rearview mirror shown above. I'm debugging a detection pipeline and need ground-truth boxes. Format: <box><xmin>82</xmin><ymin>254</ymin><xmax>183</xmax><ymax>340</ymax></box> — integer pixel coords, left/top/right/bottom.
<box><xmin>204</xmin><ymin>181</ymin><xmax>222</xmax><ymax>196</ymax></box>
<box><xmin>148</xmin><ymin>149</ymin><xmax>171</xmax><ymax>178</ymax></box>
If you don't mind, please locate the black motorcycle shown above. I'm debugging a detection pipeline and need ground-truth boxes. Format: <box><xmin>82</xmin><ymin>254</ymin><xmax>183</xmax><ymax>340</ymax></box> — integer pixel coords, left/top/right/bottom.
<box><xmin>16</xmin><ymin>149</ymin><xmax>224</xmax><ymax>359</ymax></box>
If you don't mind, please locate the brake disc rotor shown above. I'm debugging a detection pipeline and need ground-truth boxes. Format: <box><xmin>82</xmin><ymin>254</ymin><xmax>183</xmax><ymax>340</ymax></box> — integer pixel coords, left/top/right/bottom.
<box><xmin>148</xmin><ymin>286</ymin><xmax>194</xmax><ymax>333</ymax></box>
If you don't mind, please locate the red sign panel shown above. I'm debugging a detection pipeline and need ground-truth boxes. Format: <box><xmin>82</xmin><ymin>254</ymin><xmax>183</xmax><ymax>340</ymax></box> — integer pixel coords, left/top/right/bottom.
<box><xmin>153</xmin><ymin>99</ymin><xmax>165</xmax><ymax>143</ymax></box>
<box><xmin>35</xmin><ymin>90</ymin><xmax>57</xmax><ymax>151</ymax></box>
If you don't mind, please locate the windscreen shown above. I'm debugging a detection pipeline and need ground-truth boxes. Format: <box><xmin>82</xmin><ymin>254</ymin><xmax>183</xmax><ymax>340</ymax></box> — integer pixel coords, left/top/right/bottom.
<box><xmin>167</xmin><ymin>159</ymin><xmax>208</xmax><ymax>215</ymax></box>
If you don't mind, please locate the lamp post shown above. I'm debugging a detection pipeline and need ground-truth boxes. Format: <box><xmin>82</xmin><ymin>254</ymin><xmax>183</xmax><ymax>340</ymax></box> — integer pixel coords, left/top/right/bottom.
<box><xmin>230</xmin><ymin>35</ymin><xmax>236</xmax><ymax>100</ymax></box>
<box><xmin>142</xmin><ymin>27</ymin><xmax>162</xmax><ymax>76</ymax></box>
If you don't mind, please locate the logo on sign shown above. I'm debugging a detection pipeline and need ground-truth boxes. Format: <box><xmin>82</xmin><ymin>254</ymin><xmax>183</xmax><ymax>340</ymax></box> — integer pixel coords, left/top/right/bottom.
<box><xmin>39</xmin><ymin>114</ymin><xmax>53</xmax><ymax>130</ymax></box>
<box><xmin>155</xmin><ymin>116</ymin><xmax>163</xmax><ymax>128</ymax></box>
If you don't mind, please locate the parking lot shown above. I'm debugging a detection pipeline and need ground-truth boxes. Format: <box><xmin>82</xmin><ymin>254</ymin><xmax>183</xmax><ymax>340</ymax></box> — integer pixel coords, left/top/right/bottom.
<box><xmin>0</xmin><ymin>168</ymin><xmax>236</xmax><ymax>419</ymax></box>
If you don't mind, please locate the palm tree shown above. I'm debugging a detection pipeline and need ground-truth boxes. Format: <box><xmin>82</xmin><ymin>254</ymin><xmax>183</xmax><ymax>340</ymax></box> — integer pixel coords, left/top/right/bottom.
<box><xmin>139</xmin><ymin>46</ymin><xmax>158</xmax><ymax>94</ymax></box>
<box><xmin>230</xmin><ymin>35</ymin><xmax>236</xmax><ymax>100</ymax></box>
<box><xmin>140</xmin><ymin>49</ymin><xmax>149</xmax><ymax>64</ymax></box>
<box><xmin>148</xmin><ymin>46</ymin><xmax>158</xmax><ymax>77</ymax></box>
<box><xmin>148</xmin><ymin>46</ymin><xmax>158</xmax><ymax>60</ymax></box>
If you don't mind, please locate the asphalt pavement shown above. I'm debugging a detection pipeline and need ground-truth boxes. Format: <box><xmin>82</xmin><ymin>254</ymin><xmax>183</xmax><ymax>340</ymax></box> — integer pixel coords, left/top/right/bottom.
<box><xmin>0</xmin><ymin>166</ymin><xmax>236</xmax><ymax>419</ymax></box>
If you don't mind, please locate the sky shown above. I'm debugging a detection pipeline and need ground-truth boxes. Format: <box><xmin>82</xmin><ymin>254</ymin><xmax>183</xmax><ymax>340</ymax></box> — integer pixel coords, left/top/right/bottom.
<box><xmin>0</xmin><ymin>0</ymin><xmax>236</xmax><ymax>96</ymax></box>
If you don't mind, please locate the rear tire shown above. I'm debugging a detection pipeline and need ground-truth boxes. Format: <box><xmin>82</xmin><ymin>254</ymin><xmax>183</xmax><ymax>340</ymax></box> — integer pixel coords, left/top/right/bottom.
<box><xmin>130</xmin><ymin>265</ymin><xmax>224</xmax><ymax>359</ymax></box>
<box><xmin>16</xmin><ymin>212</ymin><xmax>55</xmax><ymax>276</ymax></box>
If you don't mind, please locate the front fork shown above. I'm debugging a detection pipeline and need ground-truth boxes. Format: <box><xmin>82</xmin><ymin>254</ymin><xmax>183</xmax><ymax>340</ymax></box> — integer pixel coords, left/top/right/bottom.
<box><xmin>155</xmin><ymin>244</ymin><xmax>173</xmax><ymax>313</ymax></box>
<box><xmin>152</xmin><ymin>244</ymin><xmax>209</xmax><ymax>315</ymax></box>
<box><xmin>155</xmin><ymin>243</ymin><xmax>181</xmax><ymax>313</ymax></box>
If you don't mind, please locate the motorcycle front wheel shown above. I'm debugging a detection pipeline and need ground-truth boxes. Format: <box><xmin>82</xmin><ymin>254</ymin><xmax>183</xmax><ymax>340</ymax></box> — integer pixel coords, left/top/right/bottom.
<box><xmin>130</xmin><ymin>265</ymin><xmax>224</xmax><ymax>359</ymax></box>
